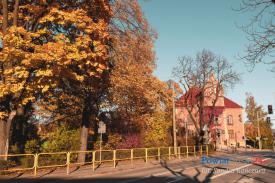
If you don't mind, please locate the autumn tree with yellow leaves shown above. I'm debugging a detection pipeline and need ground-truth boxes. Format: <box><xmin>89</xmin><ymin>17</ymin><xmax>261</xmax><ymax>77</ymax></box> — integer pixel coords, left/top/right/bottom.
<box><xmin>108</xmin><ymin>0</ymin><xmax>177</xmax><ymax>145</ymax></box>
<box><xmin>245</xmin><ymin>93</ymin><xmax>273</xmax><ymax>148</ymax></box>
<box><xmin>0</xmin><ymin>0</ymin><xmax>111</xmax><ymax>160</ymax></box>
<box><xmin>0</xmin><ymin>0</ymin><xmax>178</xmax><ymax>160</ymax></box>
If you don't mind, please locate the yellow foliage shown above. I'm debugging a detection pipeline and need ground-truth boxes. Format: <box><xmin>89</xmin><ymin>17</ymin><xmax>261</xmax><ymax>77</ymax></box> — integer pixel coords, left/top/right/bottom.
<box><xmin>0</xmin><ymin>0</ymin><xmax>111</xmax><ymax>119</ymax></box>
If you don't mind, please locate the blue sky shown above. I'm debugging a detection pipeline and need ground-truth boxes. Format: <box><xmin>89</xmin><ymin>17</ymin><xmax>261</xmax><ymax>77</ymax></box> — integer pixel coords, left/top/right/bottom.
<box><xmin>139</xmin><ymin>0</ymin><xmax>275</xmax><ymax>124</ymax></box>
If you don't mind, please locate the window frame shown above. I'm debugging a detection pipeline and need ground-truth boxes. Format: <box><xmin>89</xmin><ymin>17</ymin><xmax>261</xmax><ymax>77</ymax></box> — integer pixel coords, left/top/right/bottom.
<box><xmin>227</xmin><ymin>115</ymin><xmax>233</xmax><ymax>125</ymax></box>
<box><xmin>228</xmin><ymin>129</ymin><xmax>234</xmax><ymax>139</ymax></box>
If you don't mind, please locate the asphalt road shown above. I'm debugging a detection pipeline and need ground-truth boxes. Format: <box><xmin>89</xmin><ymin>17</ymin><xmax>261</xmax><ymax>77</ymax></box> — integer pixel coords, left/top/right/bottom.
<box><xmin>1</xmin><ymin>150</ymin><xmax>275</xmax><ymax>183</ymax></box>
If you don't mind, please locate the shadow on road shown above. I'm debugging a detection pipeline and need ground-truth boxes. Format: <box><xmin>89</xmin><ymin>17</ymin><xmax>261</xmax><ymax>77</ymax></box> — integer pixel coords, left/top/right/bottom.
<box><xmin>0</xmin><ymin>177</ymin><xmax>200</xmax><ymax>183</ymax></box>
<box><xmin>159</xmin><ymin>160</ymin><xmax>218</xmax><ymax>183</ymax></box>
<box><xmin>0</xmin><ymin>160</ymin><xmax>222</xmax><ymax>183</ymax></box>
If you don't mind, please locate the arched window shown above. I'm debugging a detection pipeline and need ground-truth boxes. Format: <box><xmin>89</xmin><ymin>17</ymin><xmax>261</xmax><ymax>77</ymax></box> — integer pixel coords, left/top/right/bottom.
<box><xmin>227</xmin><ymin>115</ymin><xmax>233</xmax><ymax>125</ymax></box>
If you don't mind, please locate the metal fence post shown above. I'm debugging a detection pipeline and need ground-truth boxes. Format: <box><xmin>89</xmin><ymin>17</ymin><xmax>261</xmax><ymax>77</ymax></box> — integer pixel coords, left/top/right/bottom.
<box><xmin>66</xmin><ymin>152</ymin><xmax>70</xmax><ymax>175</ymax></box>
<box><xmin>113</xmin><ymin>150</ymin><xmax>116</xmax><ymax>168</ymax></box>
<box><xmin>200</xmin><ymin>146</ymin><xmax>203</xmax><ymax>156</ymax></box>
<box><xmin>194</xmin><ymin>146</ymin><xmax>196</xmax><ymax>157</ymax></box>
<box><xmin>92</xmin><ymin>151</ymin><xmax>96</xmax><ymax>172</ymax></box>
<box><xmin>168</xmin><ymin>147</ymin><xmax>171</xmax><ymax>160</ymax></box>
<box><xmin>131</xmin><ymin>149</ymin><xmax>134</xmax><ymax>167</ymax></box>
<box><xmin>178</xmin><ymin>147</ymin><xmax>181</xmax><ymax>159</ymax></box>
<box><xmin>34</xmin><ymin>154</ymin><xmax>38</xmax><ymax>176</ymax></box>
<box><xmin>206</xmin><ymin>145</ymin><xmax>209</xmax><ymax>156</ymax></box>
<box><xmin>158</xmin><ymin>148</ymin><xmax>160</xmax><ymax>162</ymax></box>
<box><xmin>145</xmin><ymin>148</ymin><xmax>148</xmax><ymax>163</ymax></box>
<box><xmin>186</xmin><ymin>146</ymin><xmax>189</xmax><ymax>158</ymax></box>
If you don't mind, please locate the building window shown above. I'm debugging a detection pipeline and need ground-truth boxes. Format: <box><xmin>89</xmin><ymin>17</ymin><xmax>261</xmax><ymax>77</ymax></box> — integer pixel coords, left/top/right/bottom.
<box><xmin>227</xmin><ymin>115</ymin><xmax>233</xmax><ymax>125</ymax></box>
<box><xmin>214</xmin><ymin>116</ymin><xmax>219</xmax><ymax>124</ymax></box>
<box><xmin>228</xmin><ymin>130</ymin><xmax>234</xmax><ymax>139</ymax></box>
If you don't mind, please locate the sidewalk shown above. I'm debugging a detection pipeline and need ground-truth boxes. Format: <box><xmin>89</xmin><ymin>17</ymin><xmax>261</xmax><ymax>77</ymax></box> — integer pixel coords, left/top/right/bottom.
<box><xmin>1</xmin><ymin>151</ymin><xmax>268</xmax><ymax>183</ymax></box>
<box><xmin>0</xmin><ymin>155</ymin><xmax>204</xmax><ymax>180</ymax></box>
<box><xmin>217</xmin><ymin>147</ymin><xmax>274</xmax><ymax>153</ymax></box>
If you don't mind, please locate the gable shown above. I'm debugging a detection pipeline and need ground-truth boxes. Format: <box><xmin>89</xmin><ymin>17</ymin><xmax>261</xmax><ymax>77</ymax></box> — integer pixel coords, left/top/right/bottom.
<box><xmin>224</xmin><ymin>97</ymin><xmax>242</xmax><ymax>108</ymax></box>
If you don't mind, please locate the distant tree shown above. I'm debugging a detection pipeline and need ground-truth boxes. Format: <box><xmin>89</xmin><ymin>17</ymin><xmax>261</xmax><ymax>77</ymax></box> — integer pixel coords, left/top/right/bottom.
<box><xmin>173</xmin><ymin>50</ymin><xmax>240</xmax><ymax>144</ymax></box>
<box><xmin>235</xmin><ymin>0</ymin><xmax>275</xmax><ymax>71</ymax></box>
<box><xmin>245</xmin><ymin>93</ymin><xmax>273</xmax><ymax>147</ymax></box>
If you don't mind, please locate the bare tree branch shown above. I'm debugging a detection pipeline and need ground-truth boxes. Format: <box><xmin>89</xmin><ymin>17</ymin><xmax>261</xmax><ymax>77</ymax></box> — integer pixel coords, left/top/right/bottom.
<box><xmin>173</xmin><ymin>50</ymin><xmax>241</xmax><ymax>144</ymax></box>
<box><xmin>235</xmin><ymin>0</ymin><xmax>275</xmax><ymax>71</ymax></box>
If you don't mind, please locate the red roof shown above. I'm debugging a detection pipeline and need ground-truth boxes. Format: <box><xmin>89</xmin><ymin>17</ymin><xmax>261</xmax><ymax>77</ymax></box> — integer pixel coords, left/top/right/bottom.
<box><xmin>176</xmin><ymin>87</ymin><xmax>200</xmax><ymax>107</ymax></box>
<box><xmin>224</xmin><ymin>97</ymin><xmax>242</xmax><ymax>108</ymax></box>
<box><xmin>176</xmin><ymin>87</ymin><xmax>242</xmax><ymax>109</ymax></box>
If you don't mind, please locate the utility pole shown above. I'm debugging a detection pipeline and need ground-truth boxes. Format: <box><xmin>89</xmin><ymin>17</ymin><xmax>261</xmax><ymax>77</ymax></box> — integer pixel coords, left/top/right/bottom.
<box><xmin>185</xmin><ymin>122</ymin><xmax>188</xmax><ymax>147</ymax></box>
<box><xmin>257</xmin><ymin>112</ymin><xmax>262</xmax><ymax>150</ymax></box>
<box><xmin>172</xmin><ymin>83</ymin><xmax>177</xmax><ymax>154</ymax></box>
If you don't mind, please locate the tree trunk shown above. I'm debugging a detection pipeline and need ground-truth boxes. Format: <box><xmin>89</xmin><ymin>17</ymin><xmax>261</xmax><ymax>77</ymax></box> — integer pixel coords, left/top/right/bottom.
<box><xmin>13</xmin><ymin>0</ymin><xmax>19</xmax><ymax>26</ymax></box>
<box><xmin>199</xmin><ymin>92</ymin><xmax>205</xmax><ymax>145</ymax></box>
<box><xmin>78</xmin><ymin>103</ymin><xmax>91</xmax><ymax>163</ymax></box>
<box><xmin>10</xmin><ymin>107</ymin><xmax>25</xmax><ymax>153</ymax></box>
<box><xmin>0</xmin><ymin>120</ymin><xmax>7</xmax><ymax>158</ymax></box>
<box><xmin>0</xmin><ymin>111</ymin><xmax>16</xmax><ymax>160</ymax></box>
<box><xmin>2</xmin><ymin>0</ymin><xmax>8</xmax><ymax>35</ymax></box>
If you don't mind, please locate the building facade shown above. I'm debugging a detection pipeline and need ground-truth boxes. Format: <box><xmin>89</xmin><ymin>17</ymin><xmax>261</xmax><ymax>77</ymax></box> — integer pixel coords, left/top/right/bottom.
<box><xmin>175</xmin><ymin>78</ymin><xmax>245</xmax><ymax>148</ymax></box>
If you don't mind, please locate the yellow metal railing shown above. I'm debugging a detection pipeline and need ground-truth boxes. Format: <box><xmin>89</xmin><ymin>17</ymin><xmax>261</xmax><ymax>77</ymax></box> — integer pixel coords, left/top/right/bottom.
<box><xmin>0</xmin><ymin>145</ymin><xmax>209</xmax><ymax>176</ymax></box>
<box><xmin>0</xmin><ymin>154</ymin><xmax>35</xmax><ymax>172</ymax></box>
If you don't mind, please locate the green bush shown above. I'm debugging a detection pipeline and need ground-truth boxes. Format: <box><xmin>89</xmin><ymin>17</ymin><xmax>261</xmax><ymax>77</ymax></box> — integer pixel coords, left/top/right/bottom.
<box><xmin>143</xmin><ymin>111</ymin><xmax>170</xmax><ymax>147</ymax></box>
<box><xmin>0</xmin><ymin>159</ymin><xmax>9</xmax><ymax>170</ymax></box>
<box><xmin>0</xmin><ymin>159</ymin><xmax>16</xmax><ymax>174</ymax></box>
<box><xmin>19</xmin><ymin>156</ymin><xmax>35</xmax><ymax>169</ymax></box>
<box><xmin>25</xmin><ymin>139</ymin><xmax>41</xmax><ymax>154</ymax></box>
<box><xmin>31</xmin><ymin>124</ymin><xmax>80</xmax><ymax>166</ymax></box>
<box><xmin>42</xmin><ymin>124</ymin><xmax>80</xmax><ymax>152</ymax></box>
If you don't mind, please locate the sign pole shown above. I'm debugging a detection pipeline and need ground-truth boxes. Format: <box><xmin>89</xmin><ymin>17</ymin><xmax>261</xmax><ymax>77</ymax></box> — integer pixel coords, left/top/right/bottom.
<box><xmin>100</xmin><ymin>132</ymin><xmax>102</xmax><ymax>164</ymax></box>
<box><xmin>98</xmin><ymin>121</ymin><xmax>106</xmax><ymax>164</ymax></box>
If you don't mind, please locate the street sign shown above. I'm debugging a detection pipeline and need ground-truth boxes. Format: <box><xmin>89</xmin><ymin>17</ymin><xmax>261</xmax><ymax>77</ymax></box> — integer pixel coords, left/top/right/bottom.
<box><xmin>203</xmin><ymin>124</ymin><xmax>208</xmax><ymax>131</ymax></box>
<box><xmin>98</xmin><ymin>121</ymin><xmax>106</xmax><ymax>163</ymax></box>
<box><xmin>98</xmin><ymin>121</ymin><xmax>106</xmax><ymax>133</ymax></box>
<box><xmin>256</xmin><ymin>137</ymin><xmax>261</xmax><ymax>140</ymax></box>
